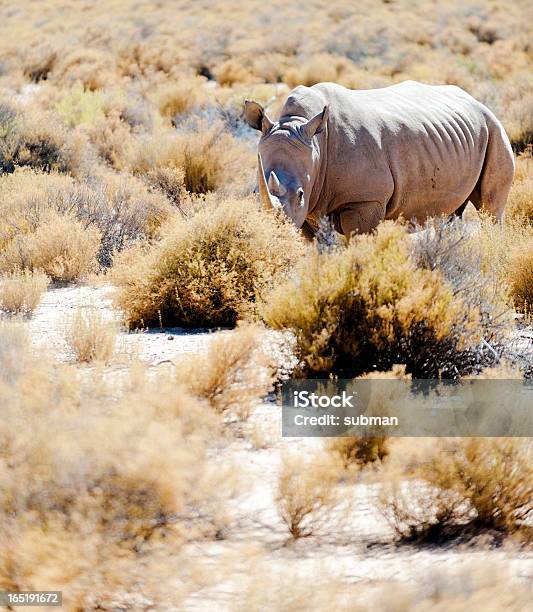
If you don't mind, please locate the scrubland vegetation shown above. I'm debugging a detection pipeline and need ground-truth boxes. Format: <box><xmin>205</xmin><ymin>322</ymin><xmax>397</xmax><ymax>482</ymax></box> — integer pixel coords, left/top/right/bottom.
<box><xmin>380</xmin><ymin>437</ymin><xmax>532</xmax><ymax>542</ymax></box>
<box><xmin>114</xmin><ymin>198</ymin><xmax>304</xmax><ymax>328</ymax></box>
<box><xmin>263</xmin><ymin>213</ymin><xmax>533</xmax><ymax>377</ymax></box>
<box><xmin>0</xmin><ymin>269</ymin><xmax>49</xmax><ymax>314</ymax></box>
<box><xmin>65</xmin><ymin>307</ymin><xmax>119</xmax><ymax>363</ymax></box>
<box><xmin>1</xmin><ymin>0</ymin><xmax>532</xmax><ymax>608</ymax></box>
<box><xmin>240</xmin><ymin>560</ymin><xmax>533</xmax><ymax>611</ymax></box>
<box><xmin>0</xmin><ymin>321</ymin><xmax>271</xmax><ymax>607</ymax></box>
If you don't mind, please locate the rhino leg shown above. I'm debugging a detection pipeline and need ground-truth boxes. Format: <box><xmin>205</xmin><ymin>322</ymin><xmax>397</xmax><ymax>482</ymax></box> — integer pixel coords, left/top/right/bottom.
<box><xmin>331</xmin><ymin>201</ymin><xmax>386</xmax><ymax>236</ymax></box>
<box><xmin>468</xmin><ymin>119</ymin><xmax>515</xmax><ymax>221</ymax></box>
<box><xmin>300</xmin><ymin>221</ymin><xmax>316</xmax><ymax>241</ymax></box>
<box><xmin>453</xmin><ymin>202</ymin><xmax>469</xmax><ymax>218</ymax></box>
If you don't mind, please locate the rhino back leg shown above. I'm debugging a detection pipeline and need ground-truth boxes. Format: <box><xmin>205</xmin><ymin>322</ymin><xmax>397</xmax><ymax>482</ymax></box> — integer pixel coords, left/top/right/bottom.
<box><xmin>331</xmin><ymin>201</ymin><xmax>387</xmax><ymax>236</ymax></box>
<box><xmin>468</xmin><ymin>116</ymin><xmax>515</xmax><ymax>221</ymax></box>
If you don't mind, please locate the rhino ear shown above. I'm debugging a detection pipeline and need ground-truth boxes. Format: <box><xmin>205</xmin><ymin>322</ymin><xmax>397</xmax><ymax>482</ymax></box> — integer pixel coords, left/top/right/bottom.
<box><xmin>301</xmin><ymin>105</ymin><xmax>329</xmax><ymax>141</ymax></box>
<box><xmin>244</xmin><ymin>100</ymin><xmax>274</xmax><ymax>134</ymax></box>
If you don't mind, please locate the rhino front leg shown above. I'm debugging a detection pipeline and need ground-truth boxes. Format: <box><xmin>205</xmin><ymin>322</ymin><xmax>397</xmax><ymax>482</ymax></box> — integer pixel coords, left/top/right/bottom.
<box><xmin>331</xmin><ymin>201</ymin><xmax>386</xmax><ymax>236</ymax></box>
<box><xmin>300</xmin><ymin>220</ymin><xmax>316</xmax><ymax>241</ymax></box>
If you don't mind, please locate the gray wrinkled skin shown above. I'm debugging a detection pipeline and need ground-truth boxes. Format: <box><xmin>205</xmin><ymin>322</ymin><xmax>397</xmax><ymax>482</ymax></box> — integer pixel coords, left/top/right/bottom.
<box><xmin>244</xmin><ymin>80</ymin><xmax>515</xmax><ymax>236</ymax></box>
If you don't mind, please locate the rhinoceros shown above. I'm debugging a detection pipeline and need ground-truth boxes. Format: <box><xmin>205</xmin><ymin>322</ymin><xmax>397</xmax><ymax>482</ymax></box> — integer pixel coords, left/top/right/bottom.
<box><xmin>244</xmin><ymin>80</ymin><xmax>515</xmax><ymax>237</ymax></box>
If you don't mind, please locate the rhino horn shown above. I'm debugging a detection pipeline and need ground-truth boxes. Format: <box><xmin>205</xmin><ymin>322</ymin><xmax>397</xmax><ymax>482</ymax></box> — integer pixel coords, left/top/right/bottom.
<box><xmin>268</xmin><ymin>171</ymin><xmax>287</xmax><ymax>196</ymax></box>
<box><xmin>258</xmin><ymin>153</ymin><xmax>276</xmax><ymax>211</ymax></box>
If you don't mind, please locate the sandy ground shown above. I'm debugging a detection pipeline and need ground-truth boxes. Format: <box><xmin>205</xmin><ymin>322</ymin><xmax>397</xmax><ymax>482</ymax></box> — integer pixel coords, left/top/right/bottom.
<box><xmin>19</xmin><ymin>284</ymin><xmax>533</xmax><ymax>609</ymax></box>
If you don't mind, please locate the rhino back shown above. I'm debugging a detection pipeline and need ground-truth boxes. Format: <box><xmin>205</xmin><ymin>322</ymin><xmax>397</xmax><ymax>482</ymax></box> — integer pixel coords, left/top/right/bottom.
<box><xmin>308</xmin><ymin>81</ymin><xmax>493</xmax><ymax>219</ymax></box>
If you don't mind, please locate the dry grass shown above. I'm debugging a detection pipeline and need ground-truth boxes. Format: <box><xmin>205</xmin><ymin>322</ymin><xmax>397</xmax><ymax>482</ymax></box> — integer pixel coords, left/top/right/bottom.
<box><xmin>276</xmin><ymin>452</ymin><xmax>341</xmax><ymax>539</ymax></box>
<box><xmin>507</xmin><ymin>153</ymin><xmax>533</xmax><ymax>223</ymax></box>
<box><xmin>65</xmin><ymin>308</ymin><xmax>119</xmax><ymax>363</ymax></box>
<box><xmin>328</xmin><ymin>436</ymin><xmax>389</xmax><ymax>470</ymax></box>
<box><xmin>114</xmin><ymin>197</ymin><xmax>304</xmax><ymax>328</ymax></box>
<box><xmin>240</xmin><ymin>560</ymin><xmax>532</xmax><ymax>612</ymax></box>
<box><xmin>151</xmin><ymin>77</ymin><xmax>206</xmax><ymax>121</ymax></box>
<box><xmin>380</xmin><ymin>437</ymin><xmax>533</xmax><ymax>542</ymax></box>
<box><xmin>507</xmin><ymin>240</ymin><xmax>533</xmax><ymax>315</ymax></box>
<box><xmin>0</xmin><ymin>169</ymin><xmax>174</xmax><ymax>268</ymax></box>
<box><xmin>0</xmin><ymin>318</ymin><xmax>234</xmax><ymax>608</ymax></box>
<box><xmin>0</xmin><ymin>269</ymin><xmax>49</xmax><ymax>315</ymax></box>
<box><xmin>0</xmin><ymin>103</ymin><xmax>84</xmax><ymax>176</ymax></box>
<box><xmin>178</xmin><ymin>326</ymin><xmax>273</xmax><ymax>420</ymax></box>
<box><xmin>0</xmin><ymin>210</ymin><xmax>101</xmax><ymax>282</ymax></box>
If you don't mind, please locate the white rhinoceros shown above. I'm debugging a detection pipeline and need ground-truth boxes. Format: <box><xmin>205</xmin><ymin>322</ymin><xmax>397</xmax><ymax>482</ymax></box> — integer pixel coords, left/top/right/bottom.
<box><xmin>244</xmin><ymin>80</ymin><xmax>515</xmax><ymax>237</ymax></box>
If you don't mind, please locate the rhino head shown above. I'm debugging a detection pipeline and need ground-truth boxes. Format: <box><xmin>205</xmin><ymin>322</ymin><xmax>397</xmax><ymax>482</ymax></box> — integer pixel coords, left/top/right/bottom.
<box><xmin>244</xmin><ymin>99</ymin><xmax>328</xmax><ymax>228</ymax></box>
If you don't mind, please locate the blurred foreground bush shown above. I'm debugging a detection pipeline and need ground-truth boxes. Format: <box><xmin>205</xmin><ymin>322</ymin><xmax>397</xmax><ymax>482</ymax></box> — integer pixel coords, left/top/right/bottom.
<box><xmin>0</xmin><ymin>320</ymin><xmax>235</xmax><ymax>607</ymax></box>
<box><xmin>380</xmin><ymin>437</ymin><xmax>532</xmax><ymax>542</ymax></box>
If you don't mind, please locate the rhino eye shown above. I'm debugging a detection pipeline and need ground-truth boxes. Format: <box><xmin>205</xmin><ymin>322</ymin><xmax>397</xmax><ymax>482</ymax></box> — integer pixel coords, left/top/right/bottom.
<box><xmin>297</xmin><ymin>188</ymin><xmax>304</xmax><ymax>203</ymax></box>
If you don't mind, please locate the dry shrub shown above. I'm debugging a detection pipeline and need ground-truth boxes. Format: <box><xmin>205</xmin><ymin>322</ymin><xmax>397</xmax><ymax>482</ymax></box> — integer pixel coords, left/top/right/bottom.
<box><xmin>326</xmin><ymin>366</ymin><xmax>409</xmax><ymax>471</ymax></box>
<box><xmin>22</xmin><ymin>45</ymin><xmax>57</xmax><ymax>83</ymax></box>
<box><xmin>0</xmin><ymin>320</ymin><xmax>230</xmax><ymax>607</ymax></box>
<box><xmin>472</xmin><ymin>213</ymin><xmax>533</xmax><ymax>317</ymax></box>
<box><xmin>87</xmin><ymin>111</ymin><xmax>135</xmax><ymax>168</ymax></box>
<box><xmin>262</xmin><ymin>222</ymin><xmax>485</xmax><ymax>379</ymax></box>
<box><xmin>0</xmin><ymin>209</ymin><xmax>100</xmax><ymax>282</ymax></box>
<box><xmin>0</xmin><ymin>320</ymin><xmax>33</xmax><ymax>385</ymax></box>
<box><xmin>507</xmin><ymin>153</ymin><xmax>533</xmax><ymax>223</ymax></box>
<box><xmin>411</xmin><ymin>216</ymin><xmax>513</xmax><ymax>364</ymax></box>
<box><xmin>143</xmin><ymin>165</ymin><xmax>186</xmax><ymax>212</ymax></box>
<box><xmin>152</xmin><ymin>77</ymin><xmax>205</xmax><ymax>120</ymax></box>
<box><xmin>513</xmin><ymin>149</ymin><xmax>533</xmax><ymax>182</ymax></box>
<box><xmin>87</xmin><ymin>172</ymin><xmax>174</xmax><ymax>265</ymax></box>
<box><xmin>380</xmin><ymin>437</ymin><xmax>532</xmax><ymax>542</ymax></box>
<box><xmin>388</xmin><ymin>561</ymin><xmax>533</xmax><ymax>612</ymax></box>
<box><xmin>504</xmin><ymin>93</ymin><xmax>533</xmax><ymax>152</ymax></box>
<box><xmin>0</xmin><ymin>269</ymin><xmax>49</xmax><ymax>315</ymax></box>
<box><xmin>0</xmin><ymin>104</ymin><xmax>78</xmax><ymax>175</ymax></box>
<box><xmin>52</xmin><ymin>48</ymin><xmax>117</xmax><ymax>91</ymax></box>
<box><xmin>55</xmin><ymin>84</ymin><xmax>105</xmax><ymax>127</ymax></box>
<box><xmin>507</xmin><ymin>240</ymin><xmax>533</xmax><ymax>314</ymax></box>
<box><xmin>0</xmin><ymin>169</ymin><xmax>173</xmax><ymax>268</ymax></box>
<box><xmin>119</xmin><ymin>96</ymin><xmax>155</xmax><ymax>132</ymax></box>
<box><xmin>151</xmin><ymin>77</ymin><xmax>206</xmax><ymax>120</ymax></box>
<box><xmin>174</xmin><ymin>121</ymin><xmax>252</xmax><ymax>194</ymax></box>
<box><xmin>178</xmin><ymin>326</ymin><xmax>273</xmax><ymax>419</ymax></box>
<box><xmin>241</xmin><ymin>568</ymin><xmax>355</xmax><ymax>612</ymax></box>
<box><xmin>215</xmin><ymin>59</ymin><xmax>255</xmax><ymax>86</ymax></box>
<box><xmin>124</xmin><ymin>121</ymin><xmax>253</xmax><ymax>195</ymax></box>
<box><xmin>114</xmin><ymin>198</ymin><xmax>304</xmax><ymax>328</ymax></box>
<box><xmin>283</xmin><ymin>54</ymin><xmax>356</xmax><ymax>89</ymax></box>
<box><xmin>276</xmin><ymin>452</ymin><xmax>341</xmax><ymax>539</ymax></box>
<box><xmin>328</xmin><ymin>436</ymin><xmax>389</xmax><ymax>470</ymax></box>
<box><xmin>249</xmin><ymin>418</ymin><xmax>279</xmax><ymax>450</ymax></box>
<box><xmin>65</xmin><ymin>308</ymin><xmax>119</xmax><ymax>363</ymax></box>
